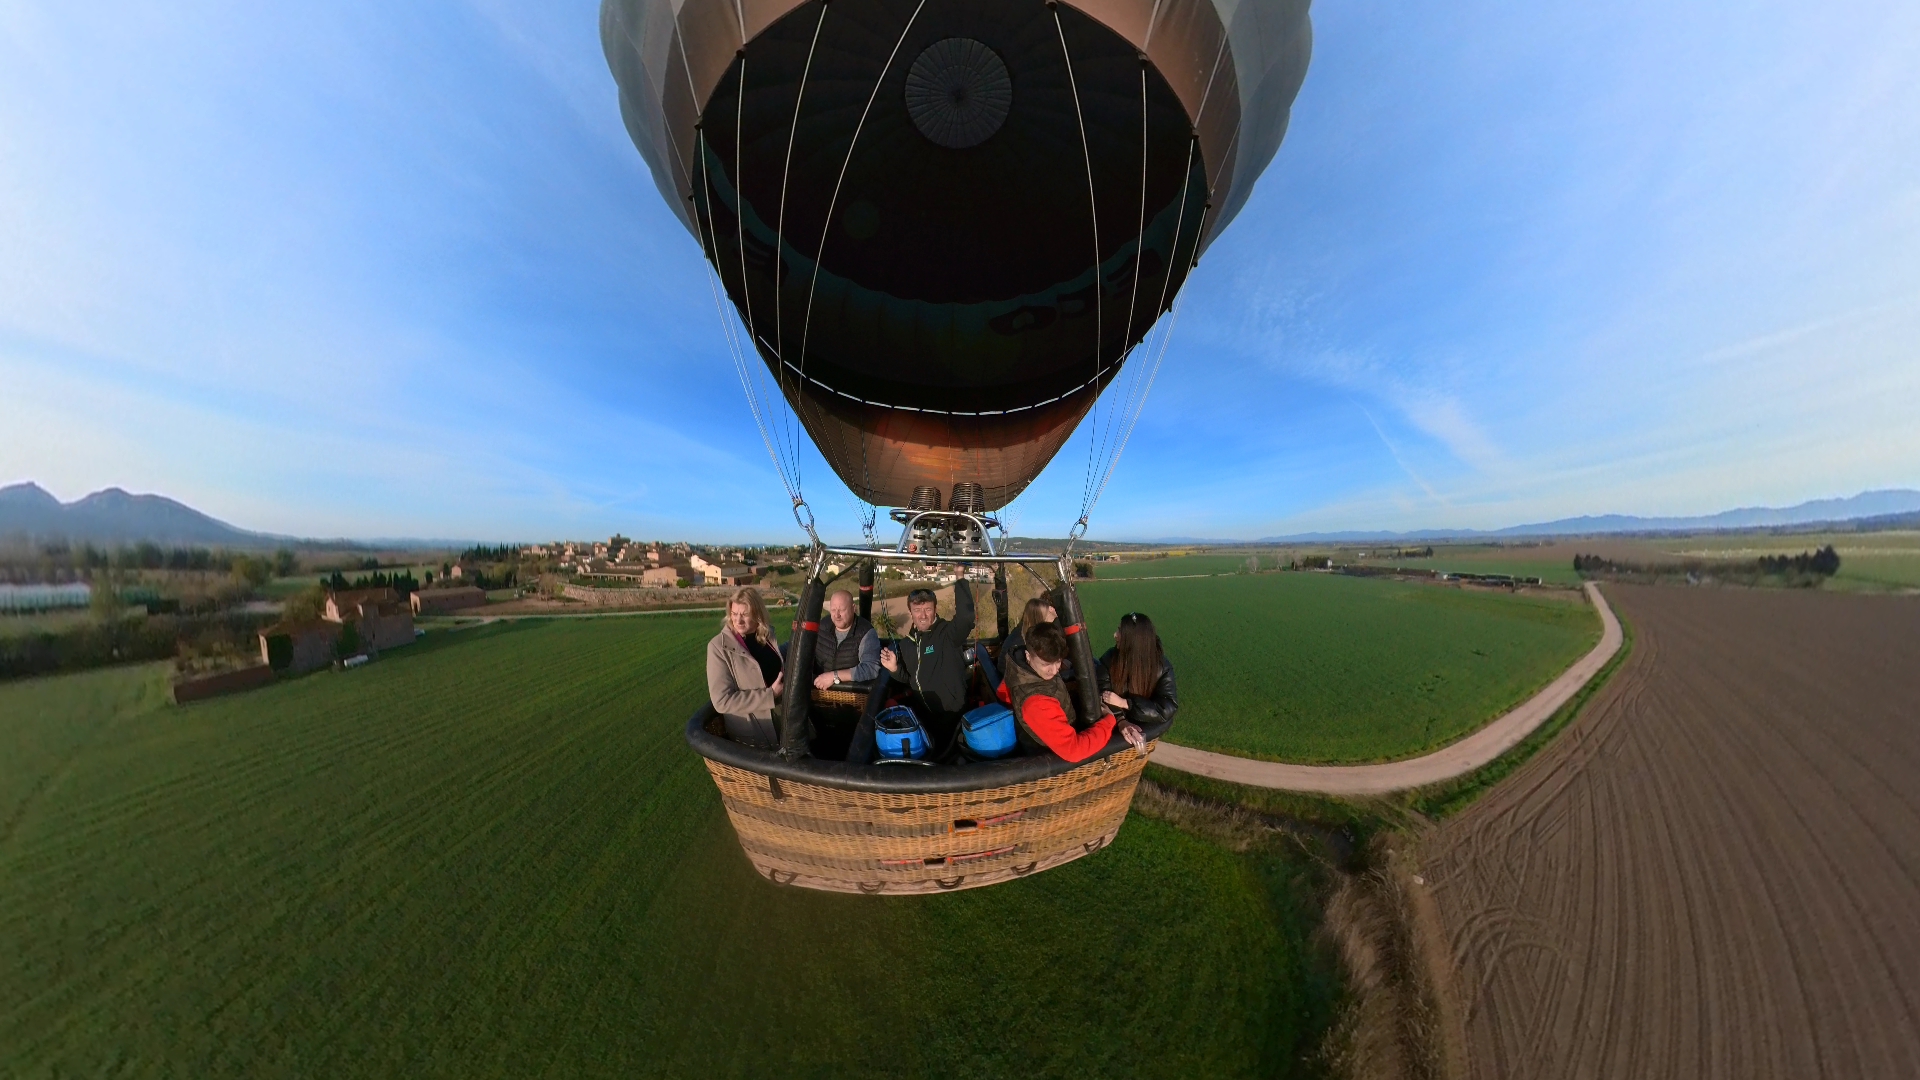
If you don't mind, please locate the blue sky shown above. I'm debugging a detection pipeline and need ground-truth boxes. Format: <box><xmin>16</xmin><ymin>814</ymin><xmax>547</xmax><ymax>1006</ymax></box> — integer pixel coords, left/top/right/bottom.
<box><xmin>2</xmin><ymin>0</ymin><xmax>1916</xmax><ymax>543</ymax></box>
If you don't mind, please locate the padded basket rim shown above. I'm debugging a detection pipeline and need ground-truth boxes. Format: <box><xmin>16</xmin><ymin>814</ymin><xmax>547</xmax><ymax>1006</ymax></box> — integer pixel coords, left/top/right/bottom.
<box><xmin>687</xmin><ymin>705</ymin><xmax>1170</xmax><ymax>795</ymax></box>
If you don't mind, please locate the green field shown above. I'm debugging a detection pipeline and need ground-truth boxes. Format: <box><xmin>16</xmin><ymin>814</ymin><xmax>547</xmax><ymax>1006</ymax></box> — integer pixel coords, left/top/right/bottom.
<box><xmin>1</xmin><ymin>617</ymin><xmax>1336</xmax><ymax>1079</ymax></box>
<box><xmin>1372</xmin><ymin>553</ymin><xmax>1585</xmax><ymax>585</ymax></box>
<box><xmin>1665</xmin><ymin>531</ymin><xmax>1920</xmax><ymax>592</ymax></box>
<box><xmin>1089</xmin><ymin>554</ymin><xmax>1273</xmax><ymax>579</ymax></box>
<box><xmin>1079</xmin><ymin>572</ymin><xmax>1599</xmax><ymax>763</ymax></box>
<box><xmin>0</xmin><ymin>609</ymin><xmax>99</xmax><ymax>638</ymax></box>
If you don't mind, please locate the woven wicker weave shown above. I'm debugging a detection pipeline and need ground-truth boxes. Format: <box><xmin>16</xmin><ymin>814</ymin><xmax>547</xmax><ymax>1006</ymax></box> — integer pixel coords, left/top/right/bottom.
<box><xmin>701</xmin><ymin>742</ymin><xmax>1155</xmax><ymax>894</ymax></box>
<box><xmin>809</xmin><ymin>685</ymin><xmax>869</xmax><ymax>710</ymax></box>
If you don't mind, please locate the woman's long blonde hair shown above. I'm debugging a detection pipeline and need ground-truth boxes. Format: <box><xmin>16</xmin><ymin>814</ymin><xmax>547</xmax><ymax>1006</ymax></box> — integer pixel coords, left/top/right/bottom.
<box><xmin>723</xmin><ymin>587</ymin><xmax>777</xmax><ymax>648</ymax></box>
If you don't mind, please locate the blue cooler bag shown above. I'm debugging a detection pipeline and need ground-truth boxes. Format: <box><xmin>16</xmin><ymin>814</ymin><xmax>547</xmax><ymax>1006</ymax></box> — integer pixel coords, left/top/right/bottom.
<box><xmin>961</xmin><ymin>703</ymin><xmax>1017</xmax><ymax>759</ymax></box>
<box><xmin>873</xmin><ymin>706</ymin><xmax>928</xmax><ymax>761</ymax></box>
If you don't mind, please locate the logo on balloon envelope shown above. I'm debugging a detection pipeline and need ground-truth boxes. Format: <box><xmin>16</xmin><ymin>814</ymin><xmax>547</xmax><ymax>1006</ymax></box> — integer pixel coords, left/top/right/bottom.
<box><xmin>904</xmin><ymin>38</ymin><xmax>1013</xmax><ymax>149</ymax></box>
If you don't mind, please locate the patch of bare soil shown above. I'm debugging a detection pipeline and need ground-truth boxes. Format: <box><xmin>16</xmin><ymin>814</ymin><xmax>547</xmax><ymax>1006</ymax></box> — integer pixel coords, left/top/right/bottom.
<box><xmin>1423</xmin><ymin>584</ymin><xmax>1920</xmax><ymax>1078</ymax></box>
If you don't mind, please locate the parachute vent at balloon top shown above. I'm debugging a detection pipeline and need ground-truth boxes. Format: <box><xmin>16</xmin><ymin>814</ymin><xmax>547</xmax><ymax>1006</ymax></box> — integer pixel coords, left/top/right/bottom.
<box><xmin>904</xmin><ymin>38</ymin><xmax>1013</xmax><ymax>149</ymax></box>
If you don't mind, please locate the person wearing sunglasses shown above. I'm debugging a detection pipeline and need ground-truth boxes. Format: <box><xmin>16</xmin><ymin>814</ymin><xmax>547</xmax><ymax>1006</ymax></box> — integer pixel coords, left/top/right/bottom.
<box><xmin>1097</xmin><ymin>612</ymin><xmax>1179</xmax><ymax>727</ymax></box>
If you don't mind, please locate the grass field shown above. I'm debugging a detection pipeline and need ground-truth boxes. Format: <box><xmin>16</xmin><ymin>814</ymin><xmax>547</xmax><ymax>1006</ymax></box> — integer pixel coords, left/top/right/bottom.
<box><xmin>1078</xmin><ymin>572</ymin><xmax>1599</xmax><ymax>763</ymax></box>
<box><xmin>0</xmin><ymin>617</ymin><xmax>1338</xmax><ymax>1079</ymax></box>
<box><xmin>1664</xmin><ymin>531</ymin><xmax>1920</xmax><ymax>591</ymax></box>
<box><xmin>0</xmin><ymin>609</ymin><xmax>100</xmax><ymax>638</ymax></box>
<box><xmin>1090</xmin><ymin>554</ymin><xmax>1275</xmax><ymax>579</ymax></box>
<box><xmin>1365</xmin><ymin>548</ymin><xmax>1586</xmax><ymax>586</ymax></box>
<box><xmin>1380</xmin><ymin>534</ymin><xmax>1920</xmax><ymax>591</ymax></box>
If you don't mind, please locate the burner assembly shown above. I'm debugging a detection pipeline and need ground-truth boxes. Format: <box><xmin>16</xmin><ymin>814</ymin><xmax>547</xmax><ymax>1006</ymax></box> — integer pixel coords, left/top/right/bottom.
<box><xmin>892</xmin><ymin>483</ymin><xmax>1002</xmax><ymax>556</ymax></box>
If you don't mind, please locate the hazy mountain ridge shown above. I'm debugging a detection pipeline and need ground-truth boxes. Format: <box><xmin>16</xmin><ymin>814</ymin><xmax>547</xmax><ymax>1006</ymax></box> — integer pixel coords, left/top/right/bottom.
<box><xmin>1246</xmin><ymin>489</ymin><xmax>1920</xmax><ymax>544</ymax></box>
<box><xmin>0</xmin><ymin>482</ymin><xmax>280</xmax><ymax>547</ymax></box>
<box><xmin>6</xmin><ymin>481</ymin><xmax>1916</xmax><ymax>549</ymax></box>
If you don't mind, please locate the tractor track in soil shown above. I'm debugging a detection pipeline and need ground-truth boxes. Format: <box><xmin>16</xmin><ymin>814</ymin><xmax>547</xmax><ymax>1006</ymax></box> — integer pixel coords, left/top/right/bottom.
<box><xmin>1422</xmin><ymin>584</ymin><xmax>1920</xmax><ymax>1079</ymax></box>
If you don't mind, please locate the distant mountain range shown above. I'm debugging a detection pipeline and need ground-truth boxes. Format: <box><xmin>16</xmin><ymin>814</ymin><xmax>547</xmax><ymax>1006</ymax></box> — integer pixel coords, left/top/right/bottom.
<box><xmin>0</xmin><ymin>483</ymin><xmax>281</xmax><ymax>547</ymax></box>
<box><xmin>1246</xmin><ymin>489</ymin><xmax>1920</xmax><ymax>544</ymax></box>
<box><xmin>5</xmin><ymin>481</ymin><xmax>1917</xmax><ymax>549</ymax></box>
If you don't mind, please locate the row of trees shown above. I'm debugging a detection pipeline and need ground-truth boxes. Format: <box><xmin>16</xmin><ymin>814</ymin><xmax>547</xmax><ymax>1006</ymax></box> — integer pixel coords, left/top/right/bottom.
<box><xmin>1758</xmin><ymin>545</ymin><xmax>1841</xmax><ymax>576</ymax></box>
<box><xmin>3</xmin><ymin>542</ymin><xmax>301</xmax><ymax>580</ymax></box>
<box><xmin>322</xmin><ymin>569</ymin><xmax>422</xmax><ymax>596</ymax></box>
<box><xmin>1574</xmin><ymin>546</ymin><xmax>1841</xmax><ymax>578</ymax></box>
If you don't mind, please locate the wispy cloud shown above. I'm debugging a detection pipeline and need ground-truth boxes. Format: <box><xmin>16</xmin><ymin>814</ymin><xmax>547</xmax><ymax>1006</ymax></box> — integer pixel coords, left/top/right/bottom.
<box><xmin>3</xmin><ymin>0</ymin><xmax>1917</xmax><ymax>542</ymax></box>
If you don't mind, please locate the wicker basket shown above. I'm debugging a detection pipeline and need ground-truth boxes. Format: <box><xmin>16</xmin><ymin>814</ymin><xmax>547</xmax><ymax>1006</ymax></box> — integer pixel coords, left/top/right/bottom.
<box><xmin>810</xmin><ymin>685</ymin><xmax>869</xmax><ymax>710</ymax></box>
<box><xmin>688</xmin><ymin>707</ymin><xmax>1159</xmax><ymax>894</ymax></box>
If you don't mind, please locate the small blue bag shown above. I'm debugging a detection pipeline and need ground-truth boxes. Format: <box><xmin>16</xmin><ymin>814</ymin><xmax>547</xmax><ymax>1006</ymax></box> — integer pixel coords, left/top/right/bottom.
<box><xmin>873</xmin><ymin>705</ymin><xmax>928</xmax><ymax>761</ymax></box>
<box><xmin>962</xmin><ymin>703</ymin><xmax>1017</xmax><ymax>759</ymax></box>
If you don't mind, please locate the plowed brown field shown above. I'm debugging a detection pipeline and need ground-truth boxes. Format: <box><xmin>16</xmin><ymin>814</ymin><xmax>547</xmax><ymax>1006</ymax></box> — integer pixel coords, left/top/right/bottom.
<box><xmin>1423</xmin><ymin>584</ymin><xmax>1920</xmax><ymax>1079</ymax></box>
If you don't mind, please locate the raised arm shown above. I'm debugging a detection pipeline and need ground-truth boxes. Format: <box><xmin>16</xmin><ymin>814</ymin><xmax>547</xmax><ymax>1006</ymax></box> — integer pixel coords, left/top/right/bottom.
<box><xmin>950</xmin><ymin>579</ymin><xmax>976</xmax><ymax>637</ymax></box>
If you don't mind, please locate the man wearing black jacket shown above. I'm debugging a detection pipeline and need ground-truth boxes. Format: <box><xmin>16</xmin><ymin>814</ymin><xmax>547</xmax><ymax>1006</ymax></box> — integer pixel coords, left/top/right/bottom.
<box><xmin>879</xmin><ymin>581</ymin><xmax>975</xmax><ymax>754</ymax></box>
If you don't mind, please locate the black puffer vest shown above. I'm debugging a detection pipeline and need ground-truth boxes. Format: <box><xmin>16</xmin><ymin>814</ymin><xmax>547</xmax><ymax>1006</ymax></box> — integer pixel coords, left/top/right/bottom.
<box><xmin>813</xmin><ymin>616</ymin><xmax>873</xmax><ymax>675</ymax></box>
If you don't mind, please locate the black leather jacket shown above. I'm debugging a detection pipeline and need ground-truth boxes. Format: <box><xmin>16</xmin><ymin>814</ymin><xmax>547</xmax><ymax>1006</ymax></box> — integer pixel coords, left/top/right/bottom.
<box><xmin>1095</xmin><ymin>648</ymin><xmax>1179</xmax><ymax>726</ymax></box>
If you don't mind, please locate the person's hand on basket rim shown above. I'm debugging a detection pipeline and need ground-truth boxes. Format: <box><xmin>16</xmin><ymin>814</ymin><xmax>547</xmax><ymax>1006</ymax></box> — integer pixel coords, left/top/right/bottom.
<box><xmin>813</xmin><ymin>669</ymin><xmax>841</xmax><ymax>690</ymax></box>
<box><xmin>1117</xmin><ymin>721</ymin><xmax>1145</xmax><ymax>753</ymax></box>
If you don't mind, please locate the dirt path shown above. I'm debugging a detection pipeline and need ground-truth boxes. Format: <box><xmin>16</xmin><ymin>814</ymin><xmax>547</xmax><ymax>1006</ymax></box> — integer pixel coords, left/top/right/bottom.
<box><xmin>1423</xmin><ymin>584</ymin><xmax>1920</xmax><ymax>1079</ymax></box>
<box><xmin>1150</xmin><ymin>582</ymin><xmax>1622</xmax><ymax>794</ymax></box>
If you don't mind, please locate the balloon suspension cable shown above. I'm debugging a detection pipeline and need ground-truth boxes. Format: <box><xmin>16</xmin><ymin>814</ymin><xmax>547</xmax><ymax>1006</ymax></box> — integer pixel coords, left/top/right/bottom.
<box><xmin>1079</xmin><ymin>59</ymin><xmax>1155</xmax><ymax>531</ymax></box>
<box><xmin>1071</xmin><ymin>132</ymin><xmax>1203</xmax><ymax>538</ymax></box>
<box><xmin>1052</xmin><ymin>2</ymin><xmax>1109</xmax><ymax>530</ymax></box>
<box><xmin>793</xmin><ymin>0</ymin><xmax>930</xmax><ymax>408</ymax></box>
<box><xmin>691</xmin><ymin>126</ymin><xmax>807</xmax><ymax>512</ymax></box>
<box><xmin>1082</xmin><ymin>285</ymin><xmax>1187</xmax><ymax>527</ymax></box>
<box><xmin>771</xmin><ymin>1</ymin><xmax>830</xmax><ymax>488</ymax></box>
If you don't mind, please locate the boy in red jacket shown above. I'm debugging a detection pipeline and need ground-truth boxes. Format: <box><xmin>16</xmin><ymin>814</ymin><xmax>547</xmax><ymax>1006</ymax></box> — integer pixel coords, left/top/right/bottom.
<box><xmin>1001</xmin><ymin>622</ymin><xmax>1146</xmax><ymax>762</ymax></box>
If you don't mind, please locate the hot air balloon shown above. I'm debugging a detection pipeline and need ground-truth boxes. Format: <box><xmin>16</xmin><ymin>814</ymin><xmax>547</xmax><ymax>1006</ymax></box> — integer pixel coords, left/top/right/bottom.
<box><xmin>602</xmin><ymin>0</ymin><xmax>1310</xmax><ymax>893</ymax></box>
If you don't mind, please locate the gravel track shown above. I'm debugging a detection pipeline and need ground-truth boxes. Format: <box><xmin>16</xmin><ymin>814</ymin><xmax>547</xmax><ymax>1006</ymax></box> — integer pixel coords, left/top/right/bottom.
<box><xmin>1423</xmin><ymin>584</ymin><xmax>1920</xmax><ymax>1079</ymax></box>
<box><xmin>1151</xmin><ymin>583</ymin><xmax>1619</xmax><ymax>793</ymax></box>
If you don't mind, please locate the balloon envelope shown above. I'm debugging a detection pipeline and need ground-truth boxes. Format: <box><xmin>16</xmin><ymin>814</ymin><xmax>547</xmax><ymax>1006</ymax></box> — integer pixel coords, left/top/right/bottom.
<box><xmin>604</xmin><ymin>0</ymin><xmax>1310</xmax><ymax>509</ymax></box>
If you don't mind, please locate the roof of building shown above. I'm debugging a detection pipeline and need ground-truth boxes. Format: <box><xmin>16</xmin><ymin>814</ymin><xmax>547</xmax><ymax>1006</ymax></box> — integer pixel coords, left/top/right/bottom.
<box><xmin>261</xmin><ymin>619</ymin><xmax>338</xmax><ymax>639</ymax></box>
<box><xmin>329</xmin><ymin>587</ymin><xmax>397</xmax><ymax>607</ymax></box>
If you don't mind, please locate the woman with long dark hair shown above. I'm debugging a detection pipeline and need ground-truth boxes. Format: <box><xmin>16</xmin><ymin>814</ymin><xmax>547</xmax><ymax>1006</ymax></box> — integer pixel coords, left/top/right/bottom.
<box><xmin>1097</xmin><ymin>612</ymin><xmax>1178</xmax><ymax>726</ymax></box>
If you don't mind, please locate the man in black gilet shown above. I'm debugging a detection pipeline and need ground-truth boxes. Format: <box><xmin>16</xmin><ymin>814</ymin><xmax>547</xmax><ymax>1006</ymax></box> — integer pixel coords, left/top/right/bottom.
<box><xmin>812</xmin><ymin>589</ymin><xmax>879</xmax><ymax>688</ymax></box>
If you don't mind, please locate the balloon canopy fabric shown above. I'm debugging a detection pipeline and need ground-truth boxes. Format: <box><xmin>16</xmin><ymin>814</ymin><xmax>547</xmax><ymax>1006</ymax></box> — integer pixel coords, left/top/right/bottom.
<box><xmin>603</xmin><ymin>0</ymin><xmax>1311</xmax><ymax>510</ymax></box>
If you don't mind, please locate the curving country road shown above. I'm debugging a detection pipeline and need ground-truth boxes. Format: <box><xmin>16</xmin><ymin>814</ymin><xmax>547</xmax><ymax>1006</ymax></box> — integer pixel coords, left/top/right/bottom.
<box><xmin>1149</xmin><ymin>582</ymin><xmax>1623</xmax><ymax>796</ymax></box>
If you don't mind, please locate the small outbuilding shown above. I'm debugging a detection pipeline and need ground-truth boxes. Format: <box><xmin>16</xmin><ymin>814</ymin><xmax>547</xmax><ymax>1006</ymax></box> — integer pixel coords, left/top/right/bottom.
<box><xmin>325</xmin><ymin>587</ymin><xmax>397</xmax><ymax>623</ymax></box>
<box><xmin>260</xmin><ymin>620</ymin><xmax>340</xmax><ymax>675</ymax></box>
<box><xmin>412</xmin><ymin>586</ymin><xmax>486</xmax><ymax>615</ymax></box>
<box><xmin>324</xmin><ymin>587</ymin><xmax>416</xmax><ymax>654</ymax></box>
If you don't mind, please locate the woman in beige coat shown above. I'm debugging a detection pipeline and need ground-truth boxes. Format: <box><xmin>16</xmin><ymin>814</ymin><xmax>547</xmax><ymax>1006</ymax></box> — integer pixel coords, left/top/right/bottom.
<box><xmin>707</xmin><ymin>587</ymin><xmax>785</xmax><ymax>746</ymax></box>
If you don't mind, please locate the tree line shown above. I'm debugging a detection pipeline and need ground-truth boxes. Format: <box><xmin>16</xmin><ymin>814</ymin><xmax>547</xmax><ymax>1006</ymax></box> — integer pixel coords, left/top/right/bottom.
<box><xmin>1574</xmin><ymin>546</ymin><xmax>1841</xmax><ymax>578</ymax></box>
